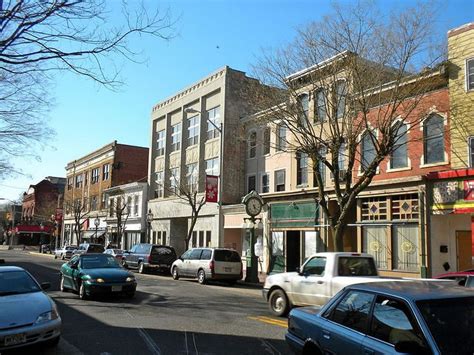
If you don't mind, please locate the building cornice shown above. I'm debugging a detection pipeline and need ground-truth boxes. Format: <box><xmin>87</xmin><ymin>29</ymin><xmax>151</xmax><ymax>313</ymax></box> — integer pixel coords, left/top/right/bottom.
<box><xmin>65</xmin><ymin>141</ymin><xmax>117</xmax><ymax>171</ymax></box>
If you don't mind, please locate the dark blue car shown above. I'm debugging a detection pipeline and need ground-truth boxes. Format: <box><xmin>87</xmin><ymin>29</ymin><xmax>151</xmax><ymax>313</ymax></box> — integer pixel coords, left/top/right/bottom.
<box><xmin>285</xmin><ymin>280</ymin><xmax>474</xmax><ymax>355</ymax></box>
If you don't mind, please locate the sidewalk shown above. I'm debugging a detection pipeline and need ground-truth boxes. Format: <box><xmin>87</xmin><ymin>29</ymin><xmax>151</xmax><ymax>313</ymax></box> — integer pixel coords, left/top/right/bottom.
<box><xmin>239</xmin><ymin>271</ymin><xmax>267</xmax><ymax>288</ymax></box>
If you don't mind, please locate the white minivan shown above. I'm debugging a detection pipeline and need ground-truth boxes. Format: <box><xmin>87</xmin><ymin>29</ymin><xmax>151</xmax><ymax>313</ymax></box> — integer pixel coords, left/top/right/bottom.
<box><xmin>171</xmin><ymin>248</ymin><xmax>242</xmax><ymax>285</ymax></box>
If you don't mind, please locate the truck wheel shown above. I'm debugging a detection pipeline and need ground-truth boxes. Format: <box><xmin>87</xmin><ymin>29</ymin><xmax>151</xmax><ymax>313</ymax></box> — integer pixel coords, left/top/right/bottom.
<box><xmin>172</xmin><ymin>267</ymin><xmax>179</xmax><ymax>280</ymax></box>
<box><xmin>79</xmin><ymin>283</ymin><xmax>88</xmax><ymax>300</ymax></box>
<box><xmin>269</xmin><ymin>289</ymin><xmax>289</xmax><ymax>317</ymax></box>
<box><xmin>303</xmin><ymin>341</ymin><xmax>322</xmax><ymax>355</ymax></box>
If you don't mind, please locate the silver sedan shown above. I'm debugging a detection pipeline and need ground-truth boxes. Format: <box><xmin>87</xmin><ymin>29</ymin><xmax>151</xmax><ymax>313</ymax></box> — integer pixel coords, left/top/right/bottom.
<box><xmin>53</xmin><ymin>245</ymin><xmax>77</xmax><ymax>260</ymax></box>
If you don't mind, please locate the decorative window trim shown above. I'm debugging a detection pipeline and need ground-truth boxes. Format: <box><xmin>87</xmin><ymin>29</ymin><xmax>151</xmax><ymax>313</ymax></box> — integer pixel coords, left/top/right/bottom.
<box><xmin>387</xmin><ymin>119</ymin><xmax>411</xmax><ymax>171</ymax></box>
<box><xmin>357</xmin><ymin>128</ymin><xmax>380</xmax><ymax>176</ymax></box>
<box><xmin>420</xmin><ymin>111</ymin><xmax>448</xmax><ymax>167</ymax></box>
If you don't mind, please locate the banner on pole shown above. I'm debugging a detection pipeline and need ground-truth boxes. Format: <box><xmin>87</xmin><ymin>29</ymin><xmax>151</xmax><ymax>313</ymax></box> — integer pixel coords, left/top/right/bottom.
<box><xmin>206</xmin><ymin>175</ymin><xmax>219</xmax><ymax>203</ymax></box>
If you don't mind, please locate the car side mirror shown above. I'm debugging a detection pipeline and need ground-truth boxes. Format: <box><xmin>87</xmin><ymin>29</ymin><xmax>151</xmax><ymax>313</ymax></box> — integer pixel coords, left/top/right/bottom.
<box><xmin>395</xmin><ymin>341</ymin><xmax>429</xmax><ymax>355</ymax></box>
<box><xmin>40</xmin><ymin>282</ymin><xmax>51</xmax><ymax>290</ymax></box>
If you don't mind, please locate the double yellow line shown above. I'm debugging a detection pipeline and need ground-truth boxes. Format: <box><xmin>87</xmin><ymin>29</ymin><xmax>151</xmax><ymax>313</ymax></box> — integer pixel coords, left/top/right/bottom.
<box><xmin>248</xmin><ymin>315</ymin><xmax>288</xmax><ymax>328</ymax></box>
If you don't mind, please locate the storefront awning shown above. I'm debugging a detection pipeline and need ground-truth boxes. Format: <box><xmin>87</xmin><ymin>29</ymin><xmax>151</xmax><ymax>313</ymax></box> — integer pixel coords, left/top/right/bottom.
<box><xmin>83</xmin><ymin>230</ymin><xmax>106</xmax><ymax>239</ymax></box>
<box><xmin>16</xmin><ymin>225</ymin><xmax>53</xmax><ymax>234</ymax></box>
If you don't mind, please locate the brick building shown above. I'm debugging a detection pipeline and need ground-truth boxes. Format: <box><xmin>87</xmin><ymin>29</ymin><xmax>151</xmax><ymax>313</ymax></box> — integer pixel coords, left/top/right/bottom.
<box><xmin>62</xmin><ymin>141</ymin><xmax>148</xmax><ymax>246</ymax></box>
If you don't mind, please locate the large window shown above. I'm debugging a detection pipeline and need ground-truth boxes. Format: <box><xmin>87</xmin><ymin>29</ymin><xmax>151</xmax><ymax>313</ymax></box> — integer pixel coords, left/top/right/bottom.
<box><xmin>390</xmin><ymin>122</ymin><xmax>408</xmax><ymax>169</ymax></box>
<box><xmin>423</xmin><ymin>114</ymin><xmax>444</xmax><ymax>164</ymax></box>
<box><xmin>361</xmin><ymin>131</ymin><xmax>376</xmax><ymax>172</ymax></box>
<box><xmin>261</xmin><ymin>173</ymin><xmax>269</xmax><ymax>193</ymax></box>
<box><xmin>298</xmin><ymin>93</ymin><xmax>309</xmax><ymax>127</ymax></box>
<box><xmin>186</xmin><ymin>163</ymin><xmax>198</xmax><ymax>192</ymax></box>
<box><xmin>247</xmin><ymin>175</ymin><xmax>256</xmax><ymax>193</ymax></box>
<box><xmin>276</xmin><ymin>124</ymin><xmax>287</xmax><ymax>151</ymax></box>
<box><xmin>169</xmin><ymin>167</ymin><xmax>180</xmax><ymax>194</ymax></box>
<box><xmin>156</xmin><ymin>130</ymin><xmax>165</xmax><ymax>156</ymax></box>
<box><xmin>205</xmin><ymin>158</ymin><xmax>219</xmax><ymax>176</ymax></box>
<box><xmin>207</xmin><ymin>106</ymin><xmax>221</xmax><ymax>140</ymax></box>
<box><xmin>393</xmin><ymin>224</ymin><xmax>419</xmax><ymax>271</ymax></box>
<box><xmin>155</xmin><ymin>171</ymin><xmax>164</xmax><ymax>198</ymax></box>
<box><xmin>315</xmin><ymin>88</ymin><xmax>326</xmax><ymax>122</ymax></box>
<box><xmin>248</xmin><ymin>131</ymin><xmax>257</xmax><ymax>158</ymax></box>
<box><xmin>171</xmin><ymin>123</ymin><xmax>182</xmax><ymax>152</ymax></box>
<box><xmin>75</xmin><ymin>174</ymin><xmax>83</xmax><ymax>188</ymax></box>
<box><xmin>297</xmin><ymin>151</ymin><xmax>308</xmax><ymax>186</ymax></box>
<box><xmin>102</xmin><ymin>164</ymin><xmax>110</xmax><ymax>181</ymax></box>
<box><xmin>275</xmin><ymin>169</ymin><xmax>286</xmax><ymax>191</ymax></box>
<box><xmin>263</xmin><ymin>127</ymin><xmax>271</xmax><ymax>155</ymax></box>
<box><xmin>91</xmin><ymin>168</ymin><xmax>100</xmax><ymax>184</ymax></box>
<box><xmin>133</xmin><ymin>195</ymin><xmax>139</xmax><ymax>215</ymax></box>
<box><xmin>363</xmin><ymin>226</ymin><xmax>388</xmax><ymax>270</ymax></box>
<box><xmin>187</xmin><ymin>115</ymin><xmax>199</xmax><ymax>146</ymax></box>
<box><xmin>467</xmin><ymin>58</ymin><xmax>474</xmax><ymax>91</ymax></box>
<box><xmin>335</xmin><ymin>80</ymin><xmax>347</xmax><ymax>119</ymax></box>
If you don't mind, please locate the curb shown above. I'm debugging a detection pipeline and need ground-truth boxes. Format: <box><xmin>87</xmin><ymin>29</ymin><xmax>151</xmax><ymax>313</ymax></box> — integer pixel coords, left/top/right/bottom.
<box><xmin>29</xmin><ymin>251</ymin><xmax>55</xmax><ymax>258</ymax></box>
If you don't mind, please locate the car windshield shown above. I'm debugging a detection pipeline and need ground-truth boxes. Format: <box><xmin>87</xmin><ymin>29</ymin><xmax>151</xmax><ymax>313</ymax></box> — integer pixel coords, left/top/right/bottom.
<box><xmin>113</xmin><ymin>249</ymin><xmax>123</xmax><ymax>254</ymax></box>
<box><xmin>80</xmin><ymin>255</ymin><xmax>121</xmax><ymax>269</ymax></box>
<box><xmin>416</xmin><ymin>297</ymin><xmax>474</xmax><ymax>354</ymax></box>
<box><xmin>214</xmin><ymin>250</ymin><xmax>241</xmax><ymax>262</ymax></box>
<box><xmin>0</xmin><ymin>270</ymin><xmax>41</xmax><ymax>296</ymax></box>
<box><xmin>337</xmin><ymin>257</ymin><xmax>378</xmax><ymax>276</ymax></box>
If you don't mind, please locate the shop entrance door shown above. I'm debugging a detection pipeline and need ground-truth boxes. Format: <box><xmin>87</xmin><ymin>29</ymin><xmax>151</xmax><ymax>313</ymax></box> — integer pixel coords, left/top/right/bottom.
<box><xmin>456</xmin><ymin>231</ymin><xmax>472</xmax><ymax>271</ymax></box>
<box><xmin>286</xmin><ymin>231</ymin><xmax>301</xmax><ymax>271</ymax></box>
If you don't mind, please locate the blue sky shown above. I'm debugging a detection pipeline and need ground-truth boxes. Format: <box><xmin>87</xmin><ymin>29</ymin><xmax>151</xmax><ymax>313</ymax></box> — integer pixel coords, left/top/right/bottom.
<box><xmin>0</xmin><ymin>0</ymin><xmax>473</xmax><ymax>201</ymax></box>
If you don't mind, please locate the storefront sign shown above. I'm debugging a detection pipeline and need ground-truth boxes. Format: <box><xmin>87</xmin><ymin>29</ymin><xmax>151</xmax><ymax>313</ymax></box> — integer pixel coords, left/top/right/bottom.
<box><xmin>464</xmin><ymin>180</ymin><xmax>474</xmax><ymax>200</ymax></box>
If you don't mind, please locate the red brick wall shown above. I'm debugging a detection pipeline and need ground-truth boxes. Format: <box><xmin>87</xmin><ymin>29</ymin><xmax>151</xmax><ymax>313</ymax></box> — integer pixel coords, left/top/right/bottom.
<box><xmin>112</xmin><ymin>145</ymin><xmax>149</xmax><ymax>186</ymax></box>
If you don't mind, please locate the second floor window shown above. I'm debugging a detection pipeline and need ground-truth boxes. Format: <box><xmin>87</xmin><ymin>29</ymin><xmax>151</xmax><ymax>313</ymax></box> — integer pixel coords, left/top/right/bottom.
<box><xmin>205</xmin><ymin>158</ymin><xmax>219</xmax><ymax>176</ymax></box>
<box><xmin>423</xmin><ymin>114</ymin><xmax>444</xmax><ymax>165</ymax></box>
<box><xmin>67</xmin><ymin>177</ymin><xmax>73</xmax><ymax>190</ymax></box>
<box><xmin>470</xmin><ymin>137</ymin><xmax>474</xmax><ymax>168</ymax></box>
<box><xmin>109</xmin><ymin>198</ymin><xmax>114</xmax><ymax>217</ymax></box>
<box><xmin>297</xmin><ymin>151</ymin><xmax>308</xmax><ymax>186</ymax></box>
<box><xmin>126</xmin><ymin>196</ymin><xmax>132</xmax><ymax>215</ymax></box>
<box><xmin>90</xmin><ymin>195</ymin><xmax>98</xmax><ymax>211</ymax></box>
<box><xmin>248</xmin><ymin>131</ymin><xmax>257</xmax><ymax>158</ymax></box>
<box><xmin>171</xmin><ymin>123</ymin><xmax>182</xmax><ymax>152</ymax></box>
<box><xmin>298</xmin><ymin>93</ymin><xmax>309</xmax><ymax>127</ymax></box>
<box><xmin>467</xmin><ymin>58</ymin><xmax>474</xmax><ymax>91</ymax></box>
<box><xmin>207</xmin><ymin>106</ymin><xmax>221</xmax><ymax>140</ymax></box>
<box><xmin>91</xmin><ymin>168</ymin><xmax>100</xmax><ymax>184</ymax></box>
<box><xmin>155</xmin><ymin>171</ymin><xmax>164</xmax><ymax>198</ymax></box>
<box><xmin>263</xmin><ymin>127</ymin><xmax>271</xmax><ymax>155</ymax></box>
<box><xmin>157</xmin><ymin>130</ymin><xmax>165</xmax><ymax>156</ymax></box>
<box><xmin>315</xmin><ymin>88</ymin><xmax>327</xmax><ymax>122</ymax></box>
<box><xmin>247</xmin><ymin>175</ymin><xmax>256</xmax><ymax>193</ymax></box>
<box><xmin>362</xmin><ymin>131</ymin><xmax>376</xmax><ymax>172</ymax></box>
<box><xmin>261</xmin><ymin>173</ymin><xmax>269</xmax><ymax>193</ymax></box>
<box><xmin>276</xmin><ymin>124</ymin><xmax>287</xmax><ymax>151</ymax></box>
<box><xmin>75</xmin><ymin>174</ymin><xmax>83</xmax><ymax>188</ymax></box>
<box><xmin>275</xmin><ymin>169</ymin><xmax>286</xmax><ymax>191</ymax></box>
<box><xmin>102</xmin><ymin>164</ymin><xmax>110</xmax><ymax>181</ymax></box>
<box><xmin>335</xmin><ymin>80</ymin><xmax>347</xmax><ymax>119</ymax></box>
<box><xmin>390</xmin><ymin>122</ymin><xmax>408</xmax><ymax>169</ymax></box>
<box><xmin>187</xmin><ymin>115</ymin><xmax>199</xmax><ymax>146</ymax></box>
<box><xmin>186</xmin><ymin>163</ymin><xmax>198</xmax><ymax>192</ymax></box>
<box><xmin>133</xmin><ymin>195</ymin><xmax>139</xmax><ymax>215</ymax></box>
<box><xmin>170</xmin><ymin>167</ymin><xmax>180</xmax><ymax>194</ymax></box>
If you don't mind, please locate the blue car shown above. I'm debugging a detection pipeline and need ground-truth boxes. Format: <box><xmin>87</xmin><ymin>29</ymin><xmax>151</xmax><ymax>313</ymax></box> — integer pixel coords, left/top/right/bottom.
<box><xmin>285</xmin><ymin>280</ymin><xmax>474</xmax><ymax>355</ymax></box>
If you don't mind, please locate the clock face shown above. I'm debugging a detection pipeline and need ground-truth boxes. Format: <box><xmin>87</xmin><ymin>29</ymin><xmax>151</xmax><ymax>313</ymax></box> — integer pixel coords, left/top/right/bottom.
<box><xmin>246</xmin><ymin>197</ymin><xmax>262</xmax><ymax>216</ymax></box>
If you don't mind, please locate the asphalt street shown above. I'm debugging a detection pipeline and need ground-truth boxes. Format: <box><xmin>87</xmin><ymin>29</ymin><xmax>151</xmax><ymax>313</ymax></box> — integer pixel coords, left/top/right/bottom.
<box><xmin>0</xmin><ymin>250</ymin><xmax>291</xmax><ymax>355</ymax></box>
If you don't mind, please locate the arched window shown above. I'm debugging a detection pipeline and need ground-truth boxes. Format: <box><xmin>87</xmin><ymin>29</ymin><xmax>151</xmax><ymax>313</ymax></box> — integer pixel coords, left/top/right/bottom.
<box><xmin>362</xmin><ymin>131</ymin><xmax>376</xmax><ymax>171</ymax></box>
<box><xmin>423</xmin><ymin>114</ymin><xmax>444</xmax><ymax>164</ymax></box>
<box><xmin>315</xmin><ymin>89</ymin><xmax>326</xmax><ymax>122</ymax></box>
<box><xmin>390</xmin><ymin>122</ymin><xmax>408</xmax><ymax>169</ymax></box>
<box><xmin>248</xmin><ymin>131</ymin><xmax>257</xmax><ymax>158</ymax></box>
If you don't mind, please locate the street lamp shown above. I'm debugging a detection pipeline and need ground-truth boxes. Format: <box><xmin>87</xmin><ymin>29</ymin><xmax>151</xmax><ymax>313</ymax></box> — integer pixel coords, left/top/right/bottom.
<box><xmin>184</xmin><ymin>107</ymin><xmax>224</xmax><ymax>246</ymax></box>
<box><xmin>94</xmin><ymin>215</ymin><xmax>100</xmax><ymax>244</ymax></box>
<box><xmin>0</xmin><ymin>198</ymin><xmax>16</xmax><ymax>247</ymax></box>
<box><xmin>146</xmin><ymin>210</ymin><xmax>153</xmax><ymax>243</ymax></box>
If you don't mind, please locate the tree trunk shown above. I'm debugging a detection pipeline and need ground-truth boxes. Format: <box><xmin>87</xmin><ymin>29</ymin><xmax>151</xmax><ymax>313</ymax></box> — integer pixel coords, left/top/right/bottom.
<box><xmin>331</xmin><ymin>223</ymin><xmax>345</xmax><ymax>252</ymax></box>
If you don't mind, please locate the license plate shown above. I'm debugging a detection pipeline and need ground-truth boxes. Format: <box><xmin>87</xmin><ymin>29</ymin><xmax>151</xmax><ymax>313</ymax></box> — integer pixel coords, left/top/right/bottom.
<box><xmin>4</xmin><ymin>333</ymin><xmax>26</xmax><ymax>346</ymax></box>
<box><xmin>111</xmin><ymin>285</ymin><xmax>122</xmax><ymax>292</ymax></box>
<box><xmin>224</xmin><ymin>267</ymin><xmax>232</xmax><ymax>272</ymax></box>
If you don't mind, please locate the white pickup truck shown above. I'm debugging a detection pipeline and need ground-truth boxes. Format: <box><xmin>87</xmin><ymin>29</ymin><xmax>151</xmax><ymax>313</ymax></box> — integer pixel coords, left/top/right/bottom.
<box><xmin>263</xmin><ymin>252</ymin><xmax>386</xmax><ymax>316</ymax></box>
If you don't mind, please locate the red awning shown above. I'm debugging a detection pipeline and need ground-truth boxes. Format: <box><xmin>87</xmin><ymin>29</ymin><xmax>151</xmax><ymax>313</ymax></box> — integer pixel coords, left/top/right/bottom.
<box><xmin>426</xmin><ymin>168</ymin><xmax>474</xmax><ymax>180</ymax></box>
<box><xmin>15</xmin><ymin>225</ymin><xmax>53</xmax><ymax>234</ymax></box>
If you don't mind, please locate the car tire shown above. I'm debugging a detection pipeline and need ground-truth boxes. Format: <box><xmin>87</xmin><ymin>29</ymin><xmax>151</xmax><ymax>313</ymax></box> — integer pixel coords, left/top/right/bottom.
<box><xmin>197</xmin><ymin>269</ymin><xmax>206</xmax><ymax>284</ymax></box>
<box><xmin>54</xmin><ymin>254</ymin><xmax>57</xmax><ymax>259</ymax></box>
<box><xmin>79</xmin><ymin>283</ymin><xmax>88</xmax><ymax>300</ymax></box>
<box><xmin>172</xmin><ymin>266</ymin><xmax>179</xmax><ymax>280</ymax></box>
<box><xmin>59</xmin><ymin>275</ymin><xmax>67</xmax><ymax>292</ymax></box>
<box><xmin>303</xmin><ymin>341</ymin><xmax>322</xmax><ymax>355</ymax></box>
<box><xmin>269</xmin><ymin>289</ymin><xmax>289</xmax><ymax>317</ymax></box>
<box><xmin>121</xmin><ymin>259</ymin><xmax>128</xmax><ymax>269</ymax></box>
<box><xmin>138</xmin><ymin>262</ymin><xmax>146</xmax><ymax>274</ymax></box>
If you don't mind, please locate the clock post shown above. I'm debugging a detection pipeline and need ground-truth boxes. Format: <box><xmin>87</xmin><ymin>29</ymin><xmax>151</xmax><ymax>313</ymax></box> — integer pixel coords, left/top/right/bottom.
<box><xmin>242</xmin><ymin>191</ymin><xmax>263</xmax><ymax>284</ymax></box>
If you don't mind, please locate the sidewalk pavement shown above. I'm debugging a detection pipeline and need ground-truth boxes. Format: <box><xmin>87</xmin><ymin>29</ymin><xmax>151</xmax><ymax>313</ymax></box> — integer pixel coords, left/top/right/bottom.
<box><xmin>239</xmin><ymin>271</ymin><xmax>267</xmax><ymax>288</ymax></box>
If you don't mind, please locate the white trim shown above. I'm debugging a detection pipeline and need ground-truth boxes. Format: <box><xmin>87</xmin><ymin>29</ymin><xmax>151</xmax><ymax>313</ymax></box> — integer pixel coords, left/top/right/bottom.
<box><xmin>420</xmin><ymin>112</ymin><xmax>448</xmax><ymax>166</ymax></box>
<box><xmin>387</xmin><ymin>119</ymin><xmax>411</xmax><ymax>170</ymax></box>
<box><xmin>386</xmin><ymin>165</ymin><xmax>412</xmax><ymax>173</ymax></box>
<box><xmin>419</xmin><ymin>161</ymin><xmax>449</xmax><ymax>169</ymax></box>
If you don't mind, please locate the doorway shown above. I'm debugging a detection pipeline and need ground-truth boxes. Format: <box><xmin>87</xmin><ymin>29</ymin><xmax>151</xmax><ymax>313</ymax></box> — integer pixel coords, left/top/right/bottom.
<box><xmin>286</xmin><ymin>231</ymin><xmax>301</xmax><ymax>271</ymax></box>
<box><xmin>456</xmin><ymin>231</ymin><xmax>472</xmax><ymax>271</ymax></box>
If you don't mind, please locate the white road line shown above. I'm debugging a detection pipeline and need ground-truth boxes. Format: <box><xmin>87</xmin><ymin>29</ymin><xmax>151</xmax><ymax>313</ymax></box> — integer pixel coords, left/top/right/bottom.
<box><xmin>192</xmin><ymin>333</ymin><xmax>199</xmax><ymax>355</ymax></box>
<box><xmin>137</xmin><ymin>327</ymin><xmax>162</xmax><ymax>355</ymax></box>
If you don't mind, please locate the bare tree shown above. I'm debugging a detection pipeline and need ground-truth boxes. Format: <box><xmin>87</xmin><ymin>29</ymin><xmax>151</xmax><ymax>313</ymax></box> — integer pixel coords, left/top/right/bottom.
<box><xmin>0</xmin><ymin>0</ymin><xmax>175</xmax><ymax>177</ymax></box>
<box><xmin>67</xmin><ymin>198</ymin><xmax>88</xmax><ymax>245</ymax></box>
<box><xmin>165</xmin><ymin>165</ymin><xmax>207</xmax><ymax>251</ymax></box>
<box><xmin>249</xmin><ymin>1</ymin><xmax>444</xmax><ymax>251</ymax></box>
<box><xmin>107</xmin><ymin>191</ymin><xmax>130</xmax><ymax>248</ymax></box>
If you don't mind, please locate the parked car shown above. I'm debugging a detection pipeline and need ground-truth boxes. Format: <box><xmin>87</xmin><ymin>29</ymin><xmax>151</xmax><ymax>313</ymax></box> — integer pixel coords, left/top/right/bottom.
<box><xmin>285</xmin><ymin>280</ymin><xmax>474</xmax><ymax>355</ymax></box>
<box><xmin>73</xmin><ymin>243</ymin><xmax>105</xmax><ymax>256</ymax></box>
<box><xmin>0</xmin><ymin>266</ymin><xmax>61</xmax><ymax>351</ymax></box>
<box><xmin>122</xmin><ymin>244</ymin><xmax>177</xmax><ymax>274</ymax></box>
<box><xmin>435</xmin><ymin>270</ymin><xmax>474</xmax><ymax>287</ymax></box>
<box><xmin>171</xmin><ymin>248</ymin><xmax>243</xmax><ymax>285</ymax></box>
<box><xmin>104</xmin><ymin>248</ymin><xmax>124</xmax><ymax>261</ymax></box>
<box><xmin>59</xmin><ymin>253</ymin><xmax>136</xmax><ymax>300</ymax></box>
<box><xmin>53</xmin><ymin>245</ymin><xmax>78</xmax><ymax>260</ymax></box>
<box><xmin>40</xmin><ymin>244</ymin><xmax>52</xmax><ymax>254</ymax></box>
<box><xmin>263</xmin><ymin>252</ymin><xmax>384</xmax><ymax>316</ymax></box>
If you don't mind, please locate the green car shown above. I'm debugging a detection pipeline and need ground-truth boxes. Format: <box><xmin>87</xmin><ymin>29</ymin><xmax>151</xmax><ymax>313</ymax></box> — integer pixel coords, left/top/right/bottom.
<box><xmin>60</xmin><ymin>253</ymin><xmax>137</xmax><ymax>300</ymax></box>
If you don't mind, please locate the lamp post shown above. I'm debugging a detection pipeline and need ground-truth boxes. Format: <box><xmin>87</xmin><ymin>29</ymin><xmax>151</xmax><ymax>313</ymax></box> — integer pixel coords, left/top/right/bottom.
<box><xmin>146</xmin><ymin>210</ymin><xmax>153</xmax><ymax>243</ymax></box>
<box><xmin>94</xmin><ymin>215</ymin><xmax>100</xmax><ymax>244</ymax></box>
<box><xmin>243</xmin><ymin>217</ymin><xmax>261</xmax><ymax>283</ymax></box>
<box><xmin>0</xmin><ymin>198</ymin><xmax>16</xmax><ymax>246</ymax></box>
<box><xmin>184</xmin><ymin>107</ymin><xmax>224</xmax><ymax>246</ymax></box>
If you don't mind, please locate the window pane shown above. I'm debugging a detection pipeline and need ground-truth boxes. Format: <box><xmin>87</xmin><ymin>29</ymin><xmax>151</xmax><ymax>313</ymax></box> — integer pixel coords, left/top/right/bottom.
<box><xmin>335</xmin><ymin>81</ymin><xmax>346</xmax><ymax>119</ymax></box>
<box><xmin>297</xmin><ymin>152</ymin><xmax>308</xmax><ymax>186</ymax></box>
<box><xmin>470</xmin><ymin>137</ymin><xmax>474</xmax><ymax>168</ymax></box>
<box><xmin>391</xmin><ymin>123</ymin><xmax>408</xmax><ymax>169</ymax></box>
<box><xmin>468</xmin><ymin>59</ymin><xmax>474</xmax><ymax>91</ymax></box>
<box><xmin>248</xmin><ymin>175</ymin><xmax>256</xmax><ymax>193</ymax></box>
<box><xmin>187</xmin><ymin>115</ymin><xmax>199</xmax><ymax>146</ymax></box>
<box><xmin>316</xmin><ymin>89</ymin><xmax>326</xmax><ymax>122</ymax></box>
<box><xmin>362</xmin><ymin>132</ymin><xmax>376</xmax><ymax>171</ymax></box>
<box><xmin>275</xmin><ymin>170</ymin><xmax>285</xmax><ymax>191</ymax></box>
<box><xmin>207</xmin><ymin>106</ymin><xmax>220</xmax><ymax>140</ymax></box>
<box><xmin>393</xmin><ymin>224</ymin><xmax>419</xmax><ymax>271</ymax></box>
<box><xmin>249</xmin><ymin>131</ymin><xmax>257</xmax><ymax>158</ymax></box>
<box><xmin>328</xmin><ymin>291</ymin><xmax>374</xmax><ymax>333</ymax></box>
<box><xmin>302</xmin><ymin>256</ymin><xmax>326</xmax><ymax>275</ymax></box>
<box><xmin>263</xmin><ymin>128</ymin><xmax>271</xmax><ymax>155</ymax></box>
<box><xmin>298</xmin><ymin>94</ymin><xmax>309</xmax><ymax>127</ymax></box>
<box><xmin>262</xmin><ymin>173</ymin><xmax>269</xmax><ymax>193</ymax></box>
<box><xmin>277</xmin><ymin>125</ymin><xmax>286</xmax><ymax>151</ymax></box>
<box><xmin>423</xmin><ymin>114</ymin><xmax>444</xmax><ymax>164</ymax></box>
